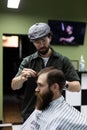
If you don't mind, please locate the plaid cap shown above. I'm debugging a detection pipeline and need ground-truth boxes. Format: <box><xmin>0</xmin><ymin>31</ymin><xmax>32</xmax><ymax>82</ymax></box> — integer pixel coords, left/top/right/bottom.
<box><xmin>28</xmin><ymin>23</ymin><xmax>51</xmax><ymax>40</ymax></box>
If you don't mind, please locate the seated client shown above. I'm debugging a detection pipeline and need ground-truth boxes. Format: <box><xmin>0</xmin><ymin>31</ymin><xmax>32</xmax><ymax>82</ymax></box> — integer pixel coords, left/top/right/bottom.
<box><xmin>20</xmin><ymin>67</ymin><xmax>87</xmax><ymax>130</ymax></box>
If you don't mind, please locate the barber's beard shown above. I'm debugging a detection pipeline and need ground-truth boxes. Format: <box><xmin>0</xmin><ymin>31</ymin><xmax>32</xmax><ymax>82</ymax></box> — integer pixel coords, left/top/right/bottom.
<box><xmin>35</xmin><ymin>89</ymin><xmax>53</xmax><ymax>111</ymax></box>
<box><xmin>38</xmin><ymin>46</ymin><xmax>50</xmax><ymax>55</ymax></box>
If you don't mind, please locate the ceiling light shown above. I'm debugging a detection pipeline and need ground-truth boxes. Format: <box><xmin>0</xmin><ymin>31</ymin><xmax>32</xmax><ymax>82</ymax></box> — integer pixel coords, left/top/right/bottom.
<box><xmin>7</xmin><ymin>0</ymin><xmax>21</xmax><ymax>9</ymax></box>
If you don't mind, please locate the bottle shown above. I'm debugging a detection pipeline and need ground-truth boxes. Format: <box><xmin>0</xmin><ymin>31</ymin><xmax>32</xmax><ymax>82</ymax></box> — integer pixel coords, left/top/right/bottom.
<box><xmin>79</xmin><ymin>55</ymin><xmax>85</xmax><ymax>71</ymax></box>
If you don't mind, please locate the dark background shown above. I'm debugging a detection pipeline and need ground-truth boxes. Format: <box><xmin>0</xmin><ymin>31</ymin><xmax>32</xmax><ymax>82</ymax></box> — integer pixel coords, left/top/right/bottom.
<box><xmin>3</xmin><ymin>34</ymin><xmax>36</xmax><ymax>94</ymax></box>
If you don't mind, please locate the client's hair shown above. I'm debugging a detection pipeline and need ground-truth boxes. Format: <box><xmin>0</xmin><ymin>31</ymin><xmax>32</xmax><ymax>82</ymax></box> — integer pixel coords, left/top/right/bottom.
<box><xmin>37</xmin><ymin>67</ymin><xmax>66</xmax><ymax>92</ymax></box>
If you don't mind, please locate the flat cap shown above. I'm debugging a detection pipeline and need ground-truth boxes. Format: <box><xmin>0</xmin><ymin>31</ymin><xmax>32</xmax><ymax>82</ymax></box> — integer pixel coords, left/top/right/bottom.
<box><xmin>28</xmin><ymin>23</ymin><xmax>51</xmax><ymax>40</ymax></box>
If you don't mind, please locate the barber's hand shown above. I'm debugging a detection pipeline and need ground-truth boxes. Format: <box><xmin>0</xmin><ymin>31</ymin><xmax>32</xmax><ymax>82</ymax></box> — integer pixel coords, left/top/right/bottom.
<box><xmin>20</xmin><ymin>68</ymin><xmax>37</xmax><ymax>81</ymax></box>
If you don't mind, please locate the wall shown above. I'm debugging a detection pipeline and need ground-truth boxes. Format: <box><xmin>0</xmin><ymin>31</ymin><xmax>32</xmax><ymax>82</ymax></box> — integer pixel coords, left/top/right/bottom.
<box><xmin>0</xmin><ymin>12</ymin><xmax>87</xmax><ymax>120</ymax></box>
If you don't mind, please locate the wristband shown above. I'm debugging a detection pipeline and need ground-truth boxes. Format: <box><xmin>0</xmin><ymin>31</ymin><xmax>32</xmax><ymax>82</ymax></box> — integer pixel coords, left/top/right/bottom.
<box><xmin>64</xmin><ymin>81</ymin><xmax>69</xmax><ymax>89</ymax></box>
<box><xmin>65</xmin><ymin>83</ymin><xmax>69</xmax><ymax>89</ymax></box>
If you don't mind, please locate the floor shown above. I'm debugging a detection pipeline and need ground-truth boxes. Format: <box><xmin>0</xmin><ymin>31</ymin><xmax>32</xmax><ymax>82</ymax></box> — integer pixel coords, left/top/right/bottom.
<box><xmin>13</xmin><ymin>125</ymin><xmax>22</xmax><ymax>130</ymax></box>
<box><xmin>0</xmin><ymin>124</ymin><xmax>22</xmax><ymax>130</ymax></box>
<box><xmin>3</xmin><ymin>94</ymin><xmax>23</xmax><ymax>124</ymax></box>
<box><xmin>3</xmin><ymin>94</ymin><xmax>23</xmax><ymax>129</ymax></box>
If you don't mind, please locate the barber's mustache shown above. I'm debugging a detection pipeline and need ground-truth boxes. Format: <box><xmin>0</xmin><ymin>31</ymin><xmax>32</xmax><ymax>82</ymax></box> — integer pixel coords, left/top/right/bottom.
<box><xmin>39</xmin><ymin>47</ymin><xmax>47</xmax><ymax>50</ymax></box>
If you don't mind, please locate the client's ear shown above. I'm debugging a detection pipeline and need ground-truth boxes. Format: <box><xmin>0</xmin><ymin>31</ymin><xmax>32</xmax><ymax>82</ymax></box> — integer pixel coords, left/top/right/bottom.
<box><xmin>51</xmin><ymin>83</ymin><xmax>59</xmax><ymax>92</ymax></box>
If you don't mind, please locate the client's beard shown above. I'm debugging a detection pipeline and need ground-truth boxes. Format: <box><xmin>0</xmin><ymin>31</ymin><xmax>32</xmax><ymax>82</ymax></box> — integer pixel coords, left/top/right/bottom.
<box><xmin>35</xmin><ymin>89</ymin><xmax>53</xmax><ymax>111</ymax></box>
